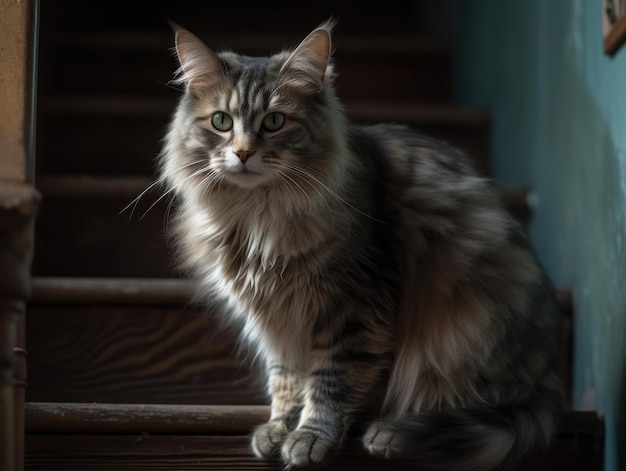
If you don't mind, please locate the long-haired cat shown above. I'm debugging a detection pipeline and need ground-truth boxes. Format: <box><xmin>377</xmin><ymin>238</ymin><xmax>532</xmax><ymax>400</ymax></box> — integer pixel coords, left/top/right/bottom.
<box><xmin>159</xmin><ymin>21</ymin><xmax>564</xmax><ymax>470</ymax></box>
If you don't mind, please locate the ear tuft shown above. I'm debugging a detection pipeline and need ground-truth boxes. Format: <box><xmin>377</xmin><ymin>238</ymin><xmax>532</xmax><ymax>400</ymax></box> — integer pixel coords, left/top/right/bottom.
<box><xmin>172</xmin><ymin>27</ymin><xmax>223</xmax><ymax>89</ymax></box>
<box><xmin>280</xmin><ymin>21</ymin><xmax>334</xmax><ymax>95</ymax></box>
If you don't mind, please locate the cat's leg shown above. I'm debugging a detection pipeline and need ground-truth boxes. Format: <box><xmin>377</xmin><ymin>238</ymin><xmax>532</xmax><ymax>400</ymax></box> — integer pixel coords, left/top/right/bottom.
<box><xmin>251</xmin><ymin>363</ymin><xmax>304</xmax><ymax>458</ymax></box>
<box><xmin>281</xmin><ymin>358</ymin><xmax>388</xmax><ymax>467</ymax></box>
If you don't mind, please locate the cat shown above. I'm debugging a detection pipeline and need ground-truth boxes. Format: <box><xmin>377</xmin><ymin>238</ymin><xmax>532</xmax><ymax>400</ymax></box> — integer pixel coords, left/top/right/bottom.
<box><xmin>159</xmin><ymin>21</ymin><xmax>564</xmax><ymax>470</ymax></box>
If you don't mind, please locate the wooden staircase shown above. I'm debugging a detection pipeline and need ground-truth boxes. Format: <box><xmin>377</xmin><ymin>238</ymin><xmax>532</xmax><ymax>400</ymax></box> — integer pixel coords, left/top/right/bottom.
<box><xmin>27</xmin><ymin>1</ymin><xmax>603</xmax><ymax>469</ymax></box>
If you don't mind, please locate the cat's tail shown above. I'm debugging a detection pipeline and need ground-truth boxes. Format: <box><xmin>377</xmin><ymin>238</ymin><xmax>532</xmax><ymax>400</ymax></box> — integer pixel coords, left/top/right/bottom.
<box><xmin>365</xmin><ymin>393</ymin><xmax>562</xmax><ymax>471</ymax></box>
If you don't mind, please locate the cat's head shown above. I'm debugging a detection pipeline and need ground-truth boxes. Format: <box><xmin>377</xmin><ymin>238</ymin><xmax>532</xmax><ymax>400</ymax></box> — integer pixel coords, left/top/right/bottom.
<box><xmin>163</xmin><ymin>21</ymin><xmax>348</xmax><ymax>197</ymax></box>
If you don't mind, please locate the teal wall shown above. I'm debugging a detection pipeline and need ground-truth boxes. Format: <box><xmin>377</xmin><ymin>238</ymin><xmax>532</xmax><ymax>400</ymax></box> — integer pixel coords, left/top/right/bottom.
<box><xmin>455</xmin><ymin>1</ymin><xmax>626</xmax><ymax>470</ymax></box>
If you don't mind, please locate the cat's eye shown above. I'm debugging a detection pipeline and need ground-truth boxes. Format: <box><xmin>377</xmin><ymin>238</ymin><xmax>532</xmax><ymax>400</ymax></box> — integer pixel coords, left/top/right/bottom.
<box><xmin>211</xmin><ymin>112</ymin><xmax>233</xmax><ymax>132</ymax></box>
<box><xmin>261</xmin><ymin>112</ymin><xmax>285</xmax><ymax>132</ymax></box>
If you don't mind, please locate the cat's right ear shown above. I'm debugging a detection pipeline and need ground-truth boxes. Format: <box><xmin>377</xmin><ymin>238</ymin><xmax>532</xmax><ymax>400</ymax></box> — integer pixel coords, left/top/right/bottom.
<box><xmin>172</xmin><ymin>26</ymin><xmax>223</xmax><ymax>90</ymax></box>
<box><xmin>279</xmin><ymin>22</ymin><xmax>333</xmax><ymax>95</ymax></box>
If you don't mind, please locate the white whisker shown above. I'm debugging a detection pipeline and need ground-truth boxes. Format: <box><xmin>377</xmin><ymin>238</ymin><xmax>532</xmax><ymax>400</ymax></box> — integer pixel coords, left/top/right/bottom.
<box><xmin>274</xmin><ymin>168</ymin><xmax>315</xmax><ymax>217</ymax></box>
<box><xmin>276</xmin><ymin>163</ymin><xmax>336</xmax><ymax>230</ymax></box>
<box><xmin>285</xmin><ymin>163</ymin><xmax>386</xmax><ymax>223</ymax></box>
<box><xmin>120</xmin><ymin>158</ymin><xmax>205</xmax><ymax>220</ymax></box>
<box><xmin>138</xmin><ymin>164</ymin><xmax>211</xmax><ymax>220</ymax></box>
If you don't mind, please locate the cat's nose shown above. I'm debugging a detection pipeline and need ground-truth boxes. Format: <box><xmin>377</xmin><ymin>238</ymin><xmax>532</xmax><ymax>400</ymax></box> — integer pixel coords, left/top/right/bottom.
<box><xmin>234</xmin><ymin>149</ymin><xmax>255</xmax><ymax>163</ymax></box>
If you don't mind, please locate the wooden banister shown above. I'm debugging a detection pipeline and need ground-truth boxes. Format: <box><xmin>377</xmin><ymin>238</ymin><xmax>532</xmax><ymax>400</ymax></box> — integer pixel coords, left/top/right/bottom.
<box><xmin>0</xmin><ymin>1</ymin><xmax>39</xmax><ymax>471</ymax></box>
<box><xmin>0</xmin><ymin>184</ymin><xmax>39</xmax><ymax>471</ymax></box>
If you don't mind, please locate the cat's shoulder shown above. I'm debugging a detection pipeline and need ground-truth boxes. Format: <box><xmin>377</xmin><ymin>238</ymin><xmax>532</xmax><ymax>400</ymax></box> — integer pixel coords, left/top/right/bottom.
<box><xmin>350</xmin><ymin>123</ymin><xmax>477</xmax><ymax>184</ymax></box>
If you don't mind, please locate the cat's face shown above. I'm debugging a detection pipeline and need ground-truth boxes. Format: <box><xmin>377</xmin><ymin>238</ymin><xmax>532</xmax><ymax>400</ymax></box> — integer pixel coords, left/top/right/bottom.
<box><xmin>168</xmin><ymin>24</ymin><xmax>342</xmax><ymax>193</ymax></box>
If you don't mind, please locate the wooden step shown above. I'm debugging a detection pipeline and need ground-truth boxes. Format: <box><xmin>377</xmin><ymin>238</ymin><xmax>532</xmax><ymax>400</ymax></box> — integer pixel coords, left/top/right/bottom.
<box><xmin>26</xmin><ymin>277</ymin><xmax>264</xmax><ymax>405</ymax></box>
<box><xmin>32</xmin><ymin>185</ymin><xmax>176</xmax><ymax>278</ymax></box>
<box><xmin>26</xmin><ymin>277</ymin><xmax>572</xmax><ymax>406</ymax></box>
<box><xmin>32</xmin><ymin>176</ymin><xmax>522</xmax><ymax>278</ymax></box>
<box><xmin>37</xmin><ymin>97</ymin><xmax>489</xmax><ymax>176</ymax></box>
<box><xmin>40</xmin><ymin>31</ymin><xmax>451</xmax><ymax>103</ymax></box>
<box><xmin>24</xmin><ymin>403</ymin><xmax>603</xmax><ymax>471</ymax></box>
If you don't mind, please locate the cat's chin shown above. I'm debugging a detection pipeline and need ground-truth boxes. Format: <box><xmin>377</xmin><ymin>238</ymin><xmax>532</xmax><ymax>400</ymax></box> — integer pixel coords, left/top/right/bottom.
<box><xmin>223</xmin><ymin>170</ymin><xmax>269</xmax><ymax>189</ymax></box>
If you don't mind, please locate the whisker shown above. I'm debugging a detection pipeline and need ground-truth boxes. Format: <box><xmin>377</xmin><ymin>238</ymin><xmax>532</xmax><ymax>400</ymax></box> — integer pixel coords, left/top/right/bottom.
<box><xmin>191</xmin><ymin>169</ymin><xmax>223</xmax><ymax>201</ymax></box>
<box><xmin>120</xmin><ymin>177</ymin><xmax>165</xmax><ymax>220</ymax></box>
<box><xmin>274</xmin><ymin>168</ymin><xmax>315</xmax><ymax>217</ymax></box>
<box><xmin>284</xmin><ymin>163</ymin><xmax>385</xmax><ymax>223</ymax></box>
<box><xmin>120</xmin><ymin>159</ymin><xmax>204</xmax><ymax>220</ymax></box>
<box><xmin>138</xmin><ymin>164</ymin><xmax>210</xmax><ymax>220</ymax></box>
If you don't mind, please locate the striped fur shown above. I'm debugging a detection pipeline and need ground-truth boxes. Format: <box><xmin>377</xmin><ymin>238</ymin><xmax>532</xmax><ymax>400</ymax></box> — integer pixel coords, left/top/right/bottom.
<box><xmin>159</xmin><ymin>22</ymin><xmax>565</xmax><ymax>470</ymax></box>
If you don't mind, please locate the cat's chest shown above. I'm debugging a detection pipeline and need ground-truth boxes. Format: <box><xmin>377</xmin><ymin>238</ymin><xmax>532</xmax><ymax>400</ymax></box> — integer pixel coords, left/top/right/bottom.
<box><xmin>202</xmin><ymin>218</ymin><xmax>329</xmax><ymax>311</ymax></box>
<box><xmin>214</xmin><ymin>243</ymin><xmax>325</xmax><ymax>361</ymax></box>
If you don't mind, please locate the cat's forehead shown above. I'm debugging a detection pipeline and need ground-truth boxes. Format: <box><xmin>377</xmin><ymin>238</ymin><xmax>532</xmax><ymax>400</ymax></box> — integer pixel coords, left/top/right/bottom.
<box><xmin>214</xmin><ymin>52</ymin><xmax>290</xmax><ymax>113</ymax></box>
<box><xmin>218</xmin><ymin>52</ymin><xmax>285</xmax><ymax>78</ymax></box>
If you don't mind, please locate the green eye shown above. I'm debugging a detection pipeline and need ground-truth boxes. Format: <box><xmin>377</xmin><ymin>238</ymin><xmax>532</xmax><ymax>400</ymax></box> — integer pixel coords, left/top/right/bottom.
<box><xmin>262</xmin><ymin>112</ymin><xmax>285</xmax><ymax>132</ymax></box>
<box><xmin>211</xmin><ymin>112</ymin><xmax>233</xmax><ymax>132</ymax></box>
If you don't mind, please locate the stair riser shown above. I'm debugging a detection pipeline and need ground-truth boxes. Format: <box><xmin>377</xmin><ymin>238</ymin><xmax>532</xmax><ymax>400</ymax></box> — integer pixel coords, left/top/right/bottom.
<box><xmin>33</xmin><ymin>195</ymin><xmax>175</xmax><ymax>277</ymax></box>
<box><xmin>25</xmin><ymin>298</ymin><xmax>568</xmax><ymax>407</ymax></box>
<box><xmin>24</xmin><ymin>433</ymin><xmax>604</xmax><ymax>471</ymax></box>
<box><xmin>33</xmin><ymin>188</ymin><xmax>526</xmax><ymax>278</ymax></box>
<box><xmin>26</xmin><ymin>434</ymin><xmax>603</xmax><ymax>471</ymax></box>
<box><xmin>26</xmin><ymin>304</ymin><xmax>265</xmax><ymax>405</ymax></box>
<box><xmin>42</xmin><ymin>48</ymin><xmax>451</xmax><ymax>103</ymax></box>
<box><xmin>38</xmin><ymin>110</ymin><xmax>488</xmax><ymax>176</ymax></box>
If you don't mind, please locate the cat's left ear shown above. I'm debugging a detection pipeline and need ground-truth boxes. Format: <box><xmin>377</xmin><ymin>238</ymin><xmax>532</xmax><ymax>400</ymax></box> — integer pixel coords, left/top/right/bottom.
<box><xmin>280</xmin><ymin>22</ymin><xmax>334</xmax><ymax>95</ymax></box>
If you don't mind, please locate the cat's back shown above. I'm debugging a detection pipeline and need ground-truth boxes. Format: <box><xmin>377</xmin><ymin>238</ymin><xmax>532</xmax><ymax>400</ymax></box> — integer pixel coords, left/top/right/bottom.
<box><xmin>352</xmin><ymin>123</ymin><xmax>501</xmax><ymax>222</ymax></box>
<box><xmin>354</xmin><ymin>123</ymin><xmax>476</xmax><ymax>180</ymax></box>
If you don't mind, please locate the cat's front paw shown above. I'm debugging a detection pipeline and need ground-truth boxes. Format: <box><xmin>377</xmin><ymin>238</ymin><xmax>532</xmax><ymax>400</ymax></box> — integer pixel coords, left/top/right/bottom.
<box><xmin>363</xmin><ymin>419</ymin><xmax>403</xmax><ymax>459</ymax></box>
<box><xmin>251</xmin><ymin>420</ymin><xmax>288</xmax><ymax>459</ymax></box>
<box><xmin>281</xmin><ymin>429</ymin><xmax>336</xmax><ymax>467</ymax></box>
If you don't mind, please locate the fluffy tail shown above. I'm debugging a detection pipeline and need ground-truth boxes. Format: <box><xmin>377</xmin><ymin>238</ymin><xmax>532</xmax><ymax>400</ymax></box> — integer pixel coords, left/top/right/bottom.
<box><xmin>368</xmin><ymin>394</ymin><xmax>561</xmax><ymax>471</ymax></box>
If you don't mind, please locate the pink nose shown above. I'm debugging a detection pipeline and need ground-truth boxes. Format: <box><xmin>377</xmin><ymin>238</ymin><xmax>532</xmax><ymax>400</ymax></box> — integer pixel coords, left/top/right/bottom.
<box><xmin>235</xmin><ymin>149</ymin><xmax>254</xmax><ymax>163</ymax></box>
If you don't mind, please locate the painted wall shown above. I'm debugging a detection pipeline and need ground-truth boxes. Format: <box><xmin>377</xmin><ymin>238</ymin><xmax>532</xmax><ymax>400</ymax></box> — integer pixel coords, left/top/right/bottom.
<box><xmin>455</xmin><ymin>1</ymin><xmax>626</xmax><ymax>470</ymax></box>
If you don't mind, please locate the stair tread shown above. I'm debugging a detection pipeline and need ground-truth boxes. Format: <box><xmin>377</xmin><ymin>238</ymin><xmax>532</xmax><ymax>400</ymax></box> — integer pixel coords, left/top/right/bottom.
<box><xmin>30</xmin><ymin>277</ymin><xmax>192</xmax><ymax>305</ymax></box>
<box><xmin>24</xmin><ymin>403</ymin><xmax>602</xmax><ymax>470</ymax></box>
<box><xmin>26</xmin><ymin>402</ymin><xmax>268</xmax><ymax>434</ymax></box>
<box><xmin>25</xmin><ymin>401</ymin><xmax>600</xmax><ymax>436</ymax></box>
<box><xmin>30</xmin><ymin>276</ymin><xmax>573</xmax><ymax>313</ymax></box>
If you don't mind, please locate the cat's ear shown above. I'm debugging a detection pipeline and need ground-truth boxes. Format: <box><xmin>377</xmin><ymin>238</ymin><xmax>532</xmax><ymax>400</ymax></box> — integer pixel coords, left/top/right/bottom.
<box><xmin>172</xmin><ymin>26</ymin><xmax>223</xmax><ymax>90</ymax></box>
<box><xmin>280</xmin><ymin>22</ymin><xmax>334</xmax><ymax>95</ymax></box>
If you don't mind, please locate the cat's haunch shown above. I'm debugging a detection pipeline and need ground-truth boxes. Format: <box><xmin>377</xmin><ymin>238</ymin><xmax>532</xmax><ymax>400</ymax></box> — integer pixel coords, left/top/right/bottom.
<box><xmin>159</xmin><ymin>21</ymin><xmax>564</xmax><ymax>471</ymax></box>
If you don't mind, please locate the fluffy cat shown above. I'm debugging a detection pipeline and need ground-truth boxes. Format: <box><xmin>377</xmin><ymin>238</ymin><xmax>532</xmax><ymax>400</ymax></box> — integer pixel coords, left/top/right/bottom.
<box><xmin>160</xmin><ymin>21</ymin><xmax>564</xmax><ymax>470</ymax></box>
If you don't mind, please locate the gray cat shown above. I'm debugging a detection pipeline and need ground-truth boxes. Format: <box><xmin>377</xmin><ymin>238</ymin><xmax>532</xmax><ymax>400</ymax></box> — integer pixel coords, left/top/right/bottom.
<box><xmin>160</xmin><ymin>21</ymin><xmax>564</xmax><ymax>470</ymax></box>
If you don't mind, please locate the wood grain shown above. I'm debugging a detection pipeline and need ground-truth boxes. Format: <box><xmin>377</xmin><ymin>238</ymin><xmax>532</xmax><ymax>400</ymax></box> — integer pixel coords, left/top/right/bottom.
<box><xmin>0</xmin><ymin>0</ymin><xmax>33</xmax><ymax>182</ymax></box>
<box><xmin>30</xmin><ymin>278</ymin><xmax>192</xmax><ymax>305</ymax></box>
<box><xmin>25</xmin><ymin>403</ymin><xmax>269</xmax><ymax>434</ymax></box>
<box><xmin>25</xmin><ymin>282</ymin><xmax>573</xmax><ymax>405</ymax></box>
<box><xmin>24</xmin><ymin>411</ymin><xmax>603</xmax><ymax>471</ymax></box>
<box><xmin>0</xmin><ymin>182</ymin><xmax>40</xmax><ymax>471</ymax></box>
<box><xmin>24</xmin><ymin>402</ymin><xmax>600</xmax><ymax>437</ymax></box>
<box><xmin>25</xmin><ymin>304</ymin><xmax>267</xmax><ymax>405</ymax></box>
